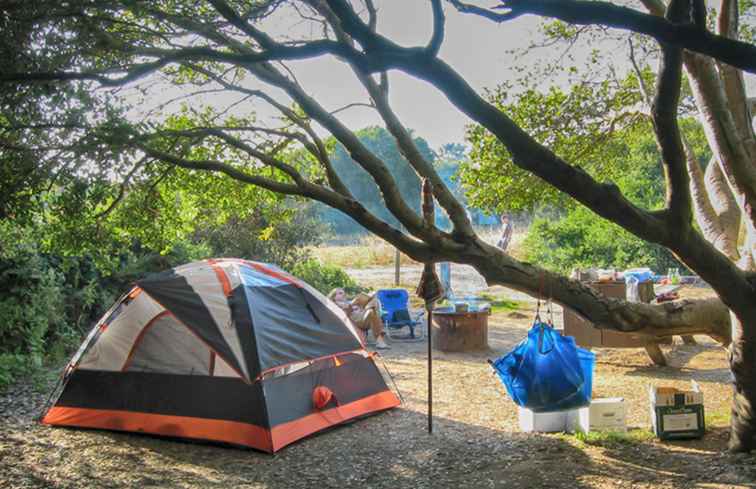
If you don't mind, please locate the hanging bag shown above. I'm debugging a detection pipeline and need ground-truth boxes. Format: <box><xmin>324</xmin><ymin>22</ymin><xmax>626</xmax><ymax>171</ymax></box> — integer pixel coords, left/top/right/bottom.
<box><xmin>491</xmin><ymin>320</ymin><xmax>595</xmax><ymax>412</ymax></box>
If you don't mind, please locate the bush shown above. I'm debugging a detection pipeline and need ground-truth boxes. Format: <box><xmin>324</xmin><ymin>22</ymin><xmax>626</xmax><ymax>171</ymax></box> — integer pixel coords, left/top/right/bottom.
<box><xmin>290</xmin><ymin>259</ymin><xmax>363</xmax><ymax>296</ymax></box>
<box><xmin>0</xmin><ymin>353</ymin><xmax>33</xmax><ymax>390</ymax></box>
<box><xmin>522</xmin><ymin>207</ymin><xmax>685</xmax><ymax>275</ymax></box>
<box><xmin>194</xmin><ymin>208</ymin><xmax>324</xmax><ymax>271</ymax></box>
<box><xmin>0</xmin><ymin>247</ymin><xmax>66</xmax><ymax>363</ymax></box>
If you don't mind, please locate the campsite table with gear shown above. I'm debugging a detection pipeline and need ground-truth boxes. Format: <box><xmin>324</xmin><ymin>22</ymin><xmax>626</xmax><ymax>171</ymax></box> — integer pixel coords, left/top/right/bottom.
<box><xmin>562</xmin><ymin>280</ymin><xmax>671</xmax><ymax>366</ymax></box>
<box><xmin>431</xmin><ymin>307</ymin><xmax>491</xmax><ymax>352</ymax></box>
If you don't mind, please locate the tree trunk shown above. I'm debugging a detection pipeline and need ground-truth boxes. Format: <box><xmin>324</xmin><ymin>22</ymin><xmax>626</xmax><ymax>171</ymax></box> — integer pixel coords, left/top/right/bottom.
<box><xmin>729</xmin><ymin>312</ymin><xmax>756</xmax><ymax>452</ymax></box>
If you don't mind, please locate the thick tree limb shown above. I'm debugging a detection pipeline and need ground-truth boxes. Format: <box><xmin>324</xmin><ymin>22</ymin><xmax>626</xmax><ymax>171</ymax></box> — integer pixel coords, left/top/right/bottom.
<box><xmin>325</xmin><ymin>0</ymin><xmax>671</xmax><ymax>245</ymax></box>
<box><xmin>427</xmin><ymin>0</ymin><xmax>446</xmax><ymax>56</ymax></box>
<box><xmin>704</xmin><ymin>157</ymin><xmax>742</xmax><ymax>256</ymax></box>
<box><xmin>651</xmin><ymin>4</ymin><xmax>692</xmax><ymax>229</ymax></box>
<box><xmin>313</xmin><ymin>0</ymin><xmax>475</xmax><ymax>238</ymax></box>
<box><xmin>686</xmin><ymin>148</ymin><xmax>740</xmax><ymax>259</ymax></box>
<box><xmin>242</xmin><ymin>61</ymin><xmax>451</xmax><ymax>245</ymax></box>
<box><xmin>457</xmin><ymin>239</ymin><xmax>732</xmax><ymax>343</ymax></box>
<box><xmin>448</xmin><ymin>0</ymin><xmax>756</xmax><ymax>74</ymax></box>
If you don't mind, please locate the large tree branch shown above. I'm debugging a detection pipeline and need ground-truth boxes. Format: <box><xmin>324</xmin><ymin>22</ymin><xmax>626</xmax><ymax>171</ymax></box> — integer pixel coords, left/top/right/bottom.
<box><xmin>705</xmin><ymin>155</ymin><xmax>742</xmax><ymax>255</ymax></box>
<box><xmin>685</xmin><ymin>145</ymin><xmax>741</xmax><ymax>259</ymax></box>
<box><xmin>650</xmin><ymin>1</ymin><xmax>692</xmax><ymax>229</ymax></box>
<box><xmin>427</xmin><ymin>0</ymin><xmax>446</xmax><ymax>56</ymax></box>
<box><xmin>313</xmin><ymin>0</ymin><xmax>475</xmax><ymax>238</ymax></box>
<box><xmin>324</xmin><ymin>0</ymin><xmax>671</xmax><ymax>246</ymax></box>
<box><xmin>456</xmin><ymin>239</ymin><xmax>732</xmax><ymax>343</ymax></box>
<box><xmin>137</xmin><ymin>133</ymin><xmax>439</xmax><ymax>261</ymax></box>
<box><xmin>0</xmin><ymin>39</ymin><xmax>357</xmax><ymax>86</ymax></box>
<box><xmin>241</xmin><ymin>61</ymin><xmax>453</xmax><ymax>246</ymax></box>
<box><xmin>448</xmin><ymin>0</ymin><xmax>756</xmax><ymax>74</ymax></box>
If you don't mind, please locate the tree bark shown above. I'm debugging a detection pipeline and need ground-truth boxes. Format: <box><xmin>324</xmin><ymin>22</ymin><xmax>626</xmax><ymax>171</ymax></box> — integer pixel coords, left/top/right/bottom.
<box><xmin>729</xmin><ymin>312</ymin><xmax>756</xmax><ymax>451</ymax></box>
<box><xmin>704</xmin><ymin>158</ymin><xmax>741</xmax><ymax>257</ymax></box>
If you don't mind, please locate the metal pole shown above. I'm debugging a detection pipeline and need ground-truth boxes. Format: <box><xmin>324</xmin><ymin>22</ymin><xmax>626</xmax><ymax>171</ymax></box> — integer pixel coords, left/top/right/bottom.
<box><xmin>394</xmin><ymin>248</ymin><xmax>400</xmax><ymax>286</ymax></box>
<box><xmin>427</xmin><ymin>305</ymin><xmax>433</xmax><ymax>434</ymax></box>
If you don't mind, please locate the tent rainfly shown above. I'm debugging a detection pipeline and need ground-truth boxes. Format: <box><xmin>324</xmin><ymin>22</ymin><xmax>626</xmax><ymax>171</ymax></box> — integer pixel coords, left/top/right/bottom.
<box><xmin>41</xmin><ymin>259</ymin><xmax>400</xmax><ymax>452</ymax></box>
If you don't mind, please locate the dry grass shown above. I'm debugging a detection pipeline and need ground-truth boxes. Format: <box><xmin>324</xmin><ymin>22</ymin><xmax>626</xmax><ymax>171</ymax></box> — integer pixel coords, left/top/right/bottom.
<box><xmin>310</xmin><ymin>235</ymin><xmax>420</xmax><ymax>269</ymax></box>
<box><xmin>311</xmin><ymin>227</ymin><xmax>528</xmax><ymax>270</ymax></box>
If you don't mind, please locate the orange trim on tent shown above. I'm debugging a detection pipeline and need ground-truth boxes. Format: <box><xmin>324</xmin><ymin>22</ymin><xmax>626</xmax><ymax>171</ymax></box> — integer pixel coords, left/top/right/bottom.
<box><xmin>241</xmin><ymin>260</ymin><xmax>302</xmax><ymax>287</ymax></box>
<box><xmin>255</xmin><ymin>349</ymin><xmax>366</xmax><ymax>381</ymax></box>
<box><xmin>127</xmin><ymin>287</ymin><xmax>142</xmax><ymax>300</ymax></box>
<box><xmin>42</xmin><ymin>407</ymin><xmax>273</xmax><ymax>452</ymax></box>
<box><xmin>270</xmin><ymin>389</ymin><xmax>400</xmax><ymax>451</ymax></box>
<box><xmin>120</xmin><ymin>311</ymin><xmax>171</xmax><ymax>371</ymax></box>
<box><xmin>207</xmin><ymin>260</ymin><xmax>233</xmax><ymax>296</ymax></box>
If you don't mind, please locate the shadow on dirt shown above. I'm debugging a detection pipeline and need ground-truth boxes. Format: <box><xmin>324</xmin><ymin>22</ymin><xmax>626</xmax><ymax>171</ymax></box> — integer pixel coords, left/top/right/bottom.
<box><xmin>8</xmin><ymin>407</ymin><xmax>750</xmax><ymax>489</ymax></box>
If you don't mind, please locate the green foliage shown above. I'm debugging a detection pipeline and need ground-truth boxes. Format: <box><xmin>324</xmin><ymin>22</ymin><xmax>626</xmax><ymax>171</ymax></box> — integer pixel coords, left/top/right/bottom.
<box><xmin>462</xmin><ymin>76</ymin><xmax>645</xmax><ymax>214</ymax></box>
<box><xmin>570</xmin><ymin>429</ymin><xmax>655</xmax><ymax>448</ymax></box>
<box><xmin>0</xmin><ymin>225</ymin><xmax>66</xmax><ymax>362</ymax></box>
<box><xmin>0</xmin><ymin>353</ymin><xmax>33</xmax><ymax>391</ymax></box>
<box><xmin>522</xmin><ymin>208</ymin><xmax>684</xmax><ymax>274</ymax></box>
<box><xmin>291</xmin><ymin>259</ymin><xmax>363</xmax><ymax>296</ymax></box>
<box><xmin>194</xmin><ymin>204</ymin><xmax>323</xmax><ymax>270</ymax></box>
<box><xmin>520</xmin><ymin>122</ymin><xmax>705</xmax><ymax>275</ymax></box>
<box><xmin>0</xmin><ymin>223</ymin><xmax>68</xmax><ymax>388</ymax></box>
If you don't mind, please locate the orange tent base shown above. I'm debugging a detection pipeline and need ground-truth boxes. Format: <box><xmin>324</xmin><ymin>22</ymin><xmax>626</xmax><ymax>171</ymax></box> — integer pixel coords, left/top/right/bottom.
<box><xmin>43</xmin><ymin>390</ymin><xmax>400</xmax><ymax>453</ymax></box>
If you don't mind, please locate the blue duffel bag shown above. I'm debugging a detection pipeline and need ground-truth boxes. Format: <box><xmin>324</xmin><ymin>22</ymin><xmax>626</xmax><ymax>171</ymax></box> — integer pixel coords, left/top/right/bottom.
<box><xmin>491</xmin><ymin>321</ymin><xmax>595</xmax><ymax>412</ymax></box>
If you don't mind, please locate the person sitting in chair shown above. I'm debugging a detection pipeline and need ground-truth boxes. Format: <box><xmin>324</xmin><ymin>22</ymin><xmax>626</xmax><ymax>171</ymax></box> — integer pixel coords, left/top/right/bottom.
<box><xmin>327</xmin><ymin>288</ymin><xmax>390</xmax><ymax>349</ymax></box>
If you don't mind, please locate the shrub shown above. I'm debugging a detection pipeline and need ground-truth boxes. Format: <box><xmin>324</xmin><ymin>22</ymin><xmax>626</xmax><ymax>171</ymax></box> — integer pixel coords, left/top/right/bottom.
<box><xmin>522</xmin><ymin>207</ymin><xmax>685</xmax><ymax>275</ymax></box>
<box><xmin>290</xmin><ymin>259</ymin><xmax>363</xmax><ymax>296</ymax></box>
<box><xmin>194</xmin><ymin>208</ymin><xmax>324</xmax><ymax>271</ymax></box>
<box><xmin>0</xmin><ymin>353</ymin><xmax>32</xmax><ymax>390</ymax></box>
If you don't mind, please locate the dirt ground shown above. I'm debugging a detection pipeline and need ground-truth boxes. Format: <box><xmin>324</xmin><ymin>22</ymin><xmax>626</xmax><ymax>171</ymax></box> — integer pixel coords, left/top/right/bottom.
<box><xmin>2</xmin><ymin>268</ymin><xmax>756</xmax><ymax>488</ymax></box>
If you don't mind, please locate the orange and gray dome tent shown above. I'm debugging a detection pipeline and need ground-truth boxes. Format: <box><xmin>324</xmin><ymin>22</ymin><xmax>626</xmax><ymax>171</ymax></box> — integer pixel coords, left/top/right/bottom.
<box><xmin>40</xmin><ymin>259</ymin><xmax>400</xmax><ymax>452</ymax></box>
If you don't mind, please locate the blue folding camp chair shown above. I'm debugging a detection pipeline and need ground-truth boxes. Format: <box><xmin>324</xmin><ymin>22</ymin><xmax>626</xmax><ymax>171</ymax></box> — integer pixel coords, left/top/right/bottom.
<box><xmin>376</xmin><ymin>289</ymin><xmax>424</xmax><ymax>340</ymax></box>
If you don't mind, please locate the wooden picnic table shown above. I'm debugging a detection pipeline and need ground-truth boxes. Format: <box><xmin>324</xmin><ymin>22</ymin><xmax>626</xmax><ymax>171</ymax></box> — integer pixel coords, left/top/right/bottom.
<box><xmin>563</xmin><ymin>281</ymin><xmax>672</xmax><ymax>366</ymax></box>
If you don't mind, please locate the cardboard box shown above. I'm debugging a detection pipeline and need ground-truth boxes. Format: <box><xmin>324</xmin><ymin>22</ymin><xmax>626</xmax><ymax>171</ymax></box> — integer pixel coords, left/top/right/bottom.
<box><xmin>568</xmin><ymin>398</ymin><xmax>627</xmax><ymax>433</ymax></box>
<box><xmin>649</xmin><ymin>382</ymin><xmax>705</xmax><ymax>440</ymax></box>
<box><xmin>519</xmin><ymin>407</ymin><xmax>578</xmax><ymax>433</ymax></box>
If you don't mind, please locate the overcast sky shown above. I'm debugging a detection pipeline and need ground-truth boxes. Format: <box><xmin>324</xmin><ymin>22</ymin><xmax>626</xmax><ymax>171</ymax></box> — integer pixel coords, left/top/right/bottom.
<box><xmin>275</xmin><ymin>1</ymin><xmax>542</xmax><ymax>149</ymax></box>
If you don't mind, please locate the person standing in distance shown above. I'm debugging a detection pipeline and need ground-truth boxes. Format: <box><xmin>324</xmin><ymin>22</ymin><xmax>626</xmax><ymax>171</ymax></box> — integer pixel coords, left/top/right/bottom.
<box><xmin>497</xmin><ymin>213</ymin><xmax>513</xmax><ymax>252</ymax></box>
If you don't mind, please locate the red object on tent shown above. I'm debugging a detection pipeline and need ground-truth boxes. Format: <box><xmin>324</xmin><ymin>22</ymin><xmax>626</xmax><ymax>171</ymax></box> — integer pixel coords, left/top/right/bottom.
<box><xmin>312</xmin><ymin>386</ymin><xmax>334</xmax><ymax>409</ymax></box>
<box><xmin>40</xmin><ymin>259</ymin><xmax>400</xmax><ymax>452</ymax></box>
